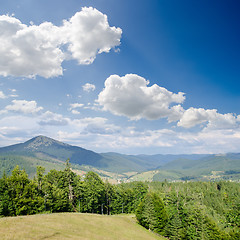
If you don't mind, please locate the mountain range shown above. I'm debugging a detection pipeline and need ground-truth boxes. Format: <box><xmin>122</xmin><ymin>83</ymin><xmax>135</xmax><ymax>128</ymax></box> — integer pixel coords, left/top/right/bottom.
<box><xmin>0</xmin><ymin>135</ymin><xmax>240</xmax><ymax>181</ymax></box>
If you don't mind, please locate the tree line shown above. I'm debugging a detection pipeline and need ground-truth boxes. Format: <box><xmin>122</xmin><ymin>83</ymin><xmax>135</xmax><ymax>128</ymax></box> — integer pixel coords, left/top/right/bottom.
<box><xmin>0</xmin><ymin>160</ymin><xmax>239</xmax><ymax>239</ymax></box>
<box><xmin>0</xmin><ymin>160</ymin><xmax>147</xmax><ymax>216</ymax></box>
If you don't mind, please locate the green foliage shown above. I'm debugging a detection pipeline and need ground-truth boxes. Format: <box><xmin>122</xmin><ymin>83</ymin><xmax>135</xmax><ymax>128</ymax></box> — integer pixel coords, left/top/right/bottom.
<box><xmin>147</xmin><ymin>181</ymin><xmax>240</xmax><ymax>239</ymax></box>
<box><xmin>136</xmin><ymin>192</ymin><xmax>168</xmax><ymax>234</ymax></box>
<box><xmin>81</xmin><ymin>171</ymin><xmax>105</xmax><ymax>213</ymax></box>
<box><xmin>1</xmin><ymin>162</ymin><xmax>240</xmax><ymax>240</ymax></box>
<box><xmin>110</xmin><ymin>182</ymin><xmax>148</xmax><ymax>214</ymax></box>
<box><xmin>0</xmin><ymin>165</ymin><xmax>44</xmax><ymax>216</ymax></box>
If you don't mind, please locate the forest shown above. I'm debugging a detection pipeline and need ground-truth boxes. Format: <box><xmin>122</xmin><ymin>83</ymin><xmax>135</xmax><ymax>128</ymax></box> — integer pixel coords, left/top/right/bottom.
<box><xmin>0</xmin><ymin>161</ymin><xmax>239</xmax><ymax>240</ymax></box>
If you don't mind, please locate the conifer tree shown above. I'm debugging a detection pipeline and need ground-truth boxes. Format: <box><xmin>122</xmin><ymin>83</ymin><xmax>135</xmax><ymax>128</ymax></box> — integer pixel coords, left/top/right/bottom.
<box><xmin>136</xmin><ymin>192</ymin><xmax>168</xmax><ymax>233</ymax></box>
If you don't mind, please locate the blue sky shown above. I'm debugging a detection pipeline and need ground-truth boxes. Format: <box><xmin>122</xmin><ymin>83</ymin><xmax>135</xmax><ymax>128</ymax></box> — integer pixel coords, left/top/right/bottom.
<box><xmin>0</xmin><ymin>0</ymin><xmax>240</xmax><ymax>154</ymax></box>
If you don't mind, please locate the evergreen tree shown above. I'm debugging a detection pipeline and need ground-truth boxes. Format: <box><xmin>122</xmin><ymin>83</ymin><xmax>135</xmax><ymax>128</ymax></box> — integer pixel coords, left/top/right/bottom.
<box><xmin>136</xmin><ymin>192</ymin><xmax>168</xmax><ymax>234</ymax></box>
<box><xmin>82</xmin><ymin>171</ymin><xmax>105</xmax><ymax>213</ymax></box>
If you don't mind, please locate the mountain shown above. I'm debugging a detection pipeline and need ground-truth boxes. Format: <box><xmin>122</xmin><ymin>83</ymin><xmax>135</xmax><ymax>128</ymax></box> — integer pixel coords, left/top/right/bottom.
<box><xmin>0</xmin><ymin>136</ymin><xmax>208</xmax><ymax>174</ymax></box>
<box><xmin>0</xmin><ymin>135</ymin><xmax>103</xmax><ymax>167</ymax></box>
<box><xmin>0</xmin><ymin>136</ymin><xmax>169</xmax><ymax>175</ymax></box>
<box><xmin>0</xmin><ymin>136</ymin><xmax>240</xmax><ymax>181</ymax></box>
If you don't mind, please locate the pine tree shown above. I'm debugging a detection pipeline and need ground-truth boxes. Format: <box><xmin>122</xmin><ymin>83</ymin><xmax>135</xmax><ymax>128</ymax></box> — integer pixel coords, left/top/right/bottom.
<box><xmin>136</xmin><ymin>192</ymin><xmax>168</xmax><ymax>233</ymax></box>
<box><xmin>82</xmin><ymin>171</ymin><xmax>105</xmax><ymax>213</ymax></box>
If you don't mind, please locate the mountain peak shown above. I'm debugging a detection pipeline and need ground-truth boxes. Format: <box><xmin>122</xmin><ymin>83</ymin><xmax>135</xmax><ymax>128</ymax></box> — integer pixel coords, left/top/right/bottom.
<box><xmin>23</xmin><ymin>135</ymin><xmax>68</xmax><ymax>151</ymax></box>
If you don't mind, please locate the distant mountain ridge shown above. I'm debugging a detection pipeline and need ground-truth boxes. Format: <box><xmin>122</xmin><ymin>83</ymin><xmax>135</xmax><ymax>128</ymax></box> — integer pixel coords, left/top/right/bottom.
<box><xmin>0</xmin><ymin>136</ymin><xmax>240</xmax><ymax>181</ymax></box>
<box><xmin>0</xmin><ymin>136</ymin><xmax>209</xmax><ymax>173</ymax></box>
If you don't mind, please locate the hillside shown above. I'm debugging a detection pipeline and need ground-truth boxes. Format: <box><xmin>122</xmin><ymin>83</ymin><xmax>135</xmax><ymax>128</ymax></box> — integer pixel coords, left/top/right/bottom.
<box><xmin>129</xmin><ymin>154</ymin><xmax>240</xmax><ymax>182</ymax></box>
<box><xmin>0</xmin><ymin>213</ymin><xmax>165</xmax><ymax>240</ymax></box>
<box><xmin>1</xmin><ymin>166</ymin><xmax>239</xmax><ymax>239</ymax></box>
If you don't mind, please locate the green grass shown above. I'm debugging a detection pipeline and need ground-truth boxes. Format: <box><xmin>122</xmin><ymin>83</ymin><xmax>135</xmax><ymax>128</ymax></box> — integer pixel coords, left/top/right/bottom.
<box><xmin>0</xmin><ymin>213</ymin><xmax>166</xmax><ymax>240</ymax></box>
<box><xmin>129</xmin><ymin>170</ymin><xmax>160</xmax><ymax>182</ymax></box>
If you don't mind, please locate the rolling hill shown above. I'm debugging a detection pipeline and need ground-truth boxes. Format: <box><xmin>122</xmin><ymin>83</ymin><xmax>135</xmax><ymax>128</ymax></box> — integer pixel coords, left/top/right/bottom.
<box><xmin>0</xmin><ymin>213</ymin><xmax>166</xmax><ymax>240</ymax></box>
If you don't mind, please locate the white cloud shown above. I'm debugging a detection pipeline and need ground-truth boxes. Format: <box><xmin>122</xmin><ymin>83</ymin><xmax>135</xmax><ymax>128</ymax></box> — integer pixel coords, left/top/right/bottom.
<box><xmin>0</xmin><ymin>89</ymin><xmax>18</xmax><ymax>99</ymax></box>
<box><xmin>5</xmin><ymin>100</ymin><xmax>43</xmax><ymax>114</ymax></box>
<box><xmin>71</xmin><ymin>110</ymin><xmax>80</xmax><ymax>115</ymax></box>
<box><xmin>71</xmin><ymin>117</ymin><xmax>117</xmax><ymax>134</ymax></box>
<box><xmin>178</xmin><ymin>107</ymin><xmax>239</xmax><ymax>129</ymax></box>
<box><xmin>0</xmin><ymin>8</ymin><xmax>122</xmax><ymax>78</ymax></box>
<box><xmin>69</xmin><ymin>103</ymin><xmax>84</xmax><ymax>109</ymax></box>
<box><xmin>9</xmin><ymin>94</ymin><xmax>18</xmax><ymax>98</ymax></box>
<box><xmin>1</xmin><ymin>108</ymin><xmax>240</xmax><ymax>154</ymax></box>
<box><xmin>0</xmin><ymin>126</ymin><xmax>19</xmax><ymax>134</ymax></box>
<box><xmin>0</xmin><ymin>15</ymin><xmax>64</xmax><ymax>78</ymax></box>
<box><xmin>177</xmin><ymin>128</ymin><xmax>240</xmax><ymax>154</ymax></box>
<box><xmin>97</xmin><ymin>74</ymin><xmax>185</xmax><ymax>120</ymax></box>
<box><xmin>167</xmin><ymin>105</ymin><xmax>185</xmax><ymax>123</ymax></box>
<box><xmin>57</xmin><ymin>127</ymin><xmax>180</xmax><ymax>153</ymax></box>
<box><xmin>58</xmin><ymin>117</ymin><xmax>121</xmax><ymax>139</ymax></box>
<box><xmin>0</xmin><ymin>115</ymin><xmax>40</xmax><ymax>142</ymax></box>
<box><xmin>207</xmin><ymin>113</ymin><xmax>238</xmax><ymax>130</ymax></box>
<box><xmin>38</xmin><ymin>111</ymin><xmax>69</xmax><ymax>126</ymax></box>
<box><xmin>63</xmin><ymin>7</ymin><xmax>122</xmax><ymax>64</ymax></box>
<box><xmin>178</xmin><ymin>108</ymin><xmax>215</xmax><ymax>128</ymax></box>
<box><xmin>69</xmin><ymin>103</ymin><xmax>84</xmax><ymax>114</ymax></box>
<box><xmin>82</xmin><ymin>83</ymin><xmax>96</xmax><ymax>92</ymax></box>
<box><xmin>0</xmin><ymin>90</ymin><xmax>7</xmax><ymax>99</ymax></box>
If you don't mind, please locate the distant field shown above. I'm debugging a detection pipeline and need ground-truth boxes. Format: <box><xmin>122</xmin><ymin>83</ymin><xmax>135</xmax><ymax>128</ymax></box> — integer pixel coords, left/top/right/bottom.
<box><xmin>0</xmin><ymin>213</ymin><xmax>166</xmax><ymax>240</ymax></box>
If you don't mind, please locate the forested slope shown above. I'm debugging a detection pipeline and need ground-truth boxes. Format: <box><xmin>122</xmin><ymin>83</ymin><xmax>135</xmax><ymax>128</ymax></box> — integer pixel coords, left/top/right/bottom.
<box><xmin>0</xmin><ymin>162</ymin><xmax>239</xmax><ymax>239</ymax></box>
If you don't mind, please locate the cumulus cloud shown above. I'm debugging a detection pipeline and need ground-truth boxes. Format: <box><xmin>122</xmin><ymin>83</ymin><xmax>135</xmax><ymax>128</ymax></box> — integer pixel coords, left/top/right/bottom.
<box><xmin>82</xmin><ymin>83</ymin><xmax>96</xmax><ymax>92</ymax></box>
<box><xmin>97</xmin><ymin>74</ymin><xmax>185</xmax><ymax>120</ymax></box>
<box><xmin>206</xmin><ymin>112</ymin><xmax>238</xmax><ymax>130</ymax></box>
<box><xmin>97</xmin><ymin>74</ymin><xmax>239</xmax><ymax>132</ymax></box>
<box><xmin>5</xmin><ymin>100</ymin><xmax>43</xmax><ymax>114</ymax></box>
<box><xmin>178</xmin><ymin>108</ymin><xmax>215</xmax><ymax>128</ymax></box>
<box><xmin>0</xmin><ymin>15</ymin><xmax>64</xmax><ymax>78</ymax></box>
<box><xmin>63</xmin><ymin>7</ymin><xmax>122</xmax><ymax>64</ymax></box>
<box><xmin>0</xmin><ymin>7</ymin><xmax>122</xmax><ymax>78</ymax></box>
<box><xmin>178</xmin><ymin>107</ymin><xmax>239</xmax><ymax>129</ymax></box>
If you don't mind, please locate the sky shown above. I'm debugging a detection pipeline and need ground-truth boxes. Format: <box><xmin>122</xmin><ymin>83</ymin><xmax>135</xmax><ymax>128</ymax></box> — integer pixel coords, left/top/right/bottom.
<box><xmin>0</xmin><ymin>0</ymin><xmax>240</xmax><ymax>154</ymax></box>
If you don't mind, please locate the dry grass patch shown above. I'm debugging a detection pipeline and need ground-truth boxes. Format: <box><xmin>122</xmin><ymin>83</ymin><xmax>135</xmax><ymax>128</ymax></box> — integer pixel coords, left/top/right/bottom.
<box><xmin>0</xmin><ymin>213</ymin><xmax>166</xmax><ymax>240</ymax></box>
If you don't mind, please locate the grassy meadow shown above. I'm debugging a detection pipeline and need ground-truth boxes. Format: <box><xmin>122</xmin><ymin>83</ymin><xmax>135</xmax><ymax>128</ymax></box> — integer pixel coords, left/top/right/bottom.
<box><xmin>0</xmin><ymin>213</ymin><xmax>166</xmax><ymax>240</ymax></box>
